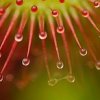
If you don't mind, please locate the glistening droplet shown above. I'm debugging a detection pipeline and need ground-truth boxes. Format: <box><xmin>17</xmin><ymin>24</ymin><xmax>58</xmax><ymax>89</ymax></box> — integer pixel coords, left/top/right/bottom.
<box><xmin>95</xmin><ymin>62</ymin><xmax>100</xmax><ymax>70</ymax></box>
<box><xmin>31</xmin><ymin>5</ymin><xmax>38</xmax><ymax>12</ymax></box>
<box><xmin>57</xmin><ymin>26</ymin><xmax>65</xmax><ymax>34</ymax></box>
<box><xmin>79</xmin><ymin>48</ymin><xmax>87</xmax><ymax>56</ymax></box>
<box><xmin>48</xmin><ymin>78</ymin><xmax>58</xmax><ymax>86</ymax></box>
<box><xmin>52</xmin><ymin>10</ymin><xmax>59</xmax><ymax>17</ymax></box>
<box><xmin>56</xmin><ymin>61</ymin><xmax>64</xmax><ymax>69</ymax></box>
<box><xmin>66</xmin><ymin>74</ymin><xmax>75</xmax><ymax>83</ymax></box>
<box><xmin>0</xmin><ymin>8</ymin><xmax>5</xmax><ymax>16</ymax></box>
<box><xmin>22</xmin><ymin>58</ymin><xmax>30</xmax><ymax>66</ymax></box>
<box><xmin>39</xmin><ymin>32</ymin><xmax>47</xmax><ymax>40</ymax></box>
<box><xmin>15</xmin><ymin>34</ymin><xmax>23</xmax><ymax>42</ymax></box>
<box><xmin>16</xmin><ymin>0</ymin><xmax>23</xmax><ymax>6</ymax></box>
<box><xmin>82</xmin><ymin>10</ymin><xmax>89</xmax><ymax>18</ymax></box>
<box><xmin>94</xmin><ymin>1</ymin><xmax>100</xmax><ymax>8</ymax></box>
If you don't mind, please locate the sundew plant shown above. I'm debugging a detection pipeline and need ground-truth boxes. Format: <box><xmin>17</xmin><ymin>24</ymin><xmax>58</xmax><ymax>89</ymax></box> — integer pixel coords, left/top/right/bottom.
<box><xmin>0</xmin><ymin>1</ymin><xmax>100</xmax><ymax>99</ymax></box>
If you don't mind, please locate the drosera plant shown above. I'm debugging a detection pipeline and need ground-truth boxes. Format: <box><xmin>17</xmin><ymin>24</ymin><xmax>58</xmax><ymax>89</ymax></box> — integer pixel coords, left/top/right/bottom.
<box><xmin>0</xmin><ymin>0</ymin><xmax>100</xmax><ymax>87</ymax></box>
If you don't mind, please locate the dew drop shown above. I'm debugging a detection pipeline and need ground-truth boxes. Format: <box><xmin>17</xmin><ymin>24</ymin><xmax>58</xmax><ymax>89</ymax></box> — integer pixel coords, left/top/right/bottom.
<box><xmin>82</xmin><ymin>10</ymin><xmax>89</xmax><ymax>18</ymax></box>
<box><xmin>59</xmin><ymin>0</ymin><xmax>65</xmax><ymax>3</ymax></box>
<box><xmin>0</xmin><ymin>74</ymin><xmax>3</xmax><ymax>82</ymax></box>
<box><xmin>56</xmin><ymin>61</ymin><xmax>64</xmax><ymax>69</ymax></box>
<box><xmin>39</xmin><ymin>31</ymin><xmax>47</xmax><ymax>40</ymax></box>
<box><xmin>48</xmin><ymin>78</ymin><xmax>58</xmax><ymax>86</ymax></box>
<box><xmin>95</xmin><ymin>62</ymin><xmax>100</xmax><ymax>70</ymax></box>
<box><xmin>0</xmin><ymin>8</ymin><xmax>5</xmax><ymax>16</ymax></box>
<box><xmin>94</xmin><ymin>1</ymin><xmax>100</xmax><ymax>8</ymax></box>
<box><xmin>66</xmin><ymin>74</ymin><xmax>75</xmax><ymax>83</ymax></box>
<box><xmin>16</xmin><ymin>0</ymin><xmax>23</xmax><ymax>6</ymax></box>
<box><xmin>79</xmin><ymin>48</ymin><xmax>87</xmax><ymax>56</ymax></box>
<box><xmin>22</xmin><ymin>58</ymin><xmax>30</xmax><ymax>66</ymax></box>
<box><xmin>31</xmin><ymin>5</ymin><xmax>38</xmax><ymax>12</ymax></box>
<box><xmin>15</xmin><ymin>34</ymin><xmax>23</xmax><ymax>42</ymax></box>
<box><xmin>52</xmin><ymin>10</ymin><xmax>59</xmax><ymax>17</ymax></box>
<box><xmin>57</xmin><ymin>26</ymin><xmax>65</xmax><ymax>34</ymax></box>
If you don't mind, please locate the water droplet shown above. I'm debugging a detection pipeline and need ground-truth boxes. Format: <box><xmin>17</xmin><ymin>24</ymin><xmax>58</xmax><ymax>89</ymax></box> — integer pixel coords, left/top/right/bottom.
<box><xmin>57</xmin><ymin>26</ymin><xmax>65</xmax><ymax>34</ymax></box>
<box><xmin>16</xmin><ymin>0</ymin><xmax>23</xmax><ymax>6</ymax></box>
<box><xmin>0</xmin><ymin>8</ymin><xmax>5</xmax><ymax>16</ymax></box>
<box><xmin>82</xmin><ymin>10</ymin><xmax>89</xmax><ymax>18</ymax></box>
<box><xmin>22</xmin><ymin>58</ymin><xmax>30</xmax><ymax>66</ymax></box>
<box><xmin>56</xmin><ymin>61</ymin><xmax>64</xmax><ymax>69</ymax></box>
<box><xmin>79</xmin><ymin>48</ymin><xmax>87</xmax><ymax>56</ymax></box>
<box><xmin>59</xmin><ymin>0</ymin><xmax>65</xmax><ymax>3</ymax></box>
<box><xmin>94</xmin><ymin>1</ymin><xmax>100</xmax><ymax>8</ymax></box>
<box><xmin>66</xmin><ymin>74</ymin><xmax>75</xmax><ymax>83</ymax></box>
<box><xmin>15</xmin><ymin>34</ymin><xmax>23</xmax><ymax>42</ymax></box>
<box><xmin>52</xmin><ymin>10</ymin><xmax>59</xmax><ymax>17</ymax></box>
<box><xmin>31</xmin><ymin>5</ymin><xmax>38</xmax><ymax>12</ymax></box>
<box><xmin>0</xmin><ymin>74</ymin><xmax>3</xmax><ymax>82</ymax></box>
<box><xmin>39</xmin><ymin>32</ymin><xmax>47</xmax><ymax>40</ymax></box>
<box><xmin>95</xmin><ymin>62</ymin><xmax>100</xmax><ymax>70</ymax></box>
<box><xmin>48</xmin><ymin>78</ymin><xmax>58</xmax><ymax>86</ymax></box>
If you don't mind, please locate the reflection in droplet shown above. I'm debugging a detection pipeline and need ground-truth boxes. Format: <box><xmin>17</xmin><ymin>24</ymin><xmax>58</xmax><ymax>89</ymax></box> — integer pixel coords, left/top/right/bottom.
<box><xmin>57</xmin><ymin>26</ymin><xmax>65</xmax><ymax>34</ymax></box>
<box><xmin>31</xmin><ymin>5</ymin><xmax>38</xmax><ymax>12</ymax></box>
<box><xmin>66</xmin><ymin>74</ymin><xmax>75</xmax><ymax>83</ymax></box>
<box><xmin>52</xmin><ymin>10</ymin><xmax>59</xmax><ymax>17</ymax></box>
<box><xmin>39</xmin><ymin>32</ymin><xmax>47</xmax><ymax>40</ymax></box>
<box><xmin>22</xmin><ymin>58</ymin><xmax>30</xmax><ymax>66</ymax></box>
<box><xmin>79</xmin><ymin>48</ymin><xmax>87</xmax><ymax>56</ymax></box>
<box><xmin>0</xmin><ymin>8</ymin><xmax>5</xmax><ymax>16</ymax></box>
<box><xmin>94</xmin><ymin>1</ymin><xmax>100</xmax><ymax>8</ymax></box>
<box><xmin>56</xmin><ymin>61</ymin><xmax>64</xmax><ymax>69</ymax></box>
<box><xmin>15</xmin><ymin>34</ymin><xmax>23</xmax><ymax>42</ymax></box>
<box><xmin>95</xmin><ymin>62</ymin><xmax>100</xmax><ymax>70</ymax></box>
<box><xmin>16</xmin><ymin>0</ymin><xmax>23</xmax><ymax>6</ymax></box>
<box><xmin>48</xmin><ymin>78</ymin><xmax>58</xmax><ymax>86</ymax></box>
<box><xmin>82</xmin><ymin>10</ymin><xmax>89</xmax><ymax>18</ymax></box>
